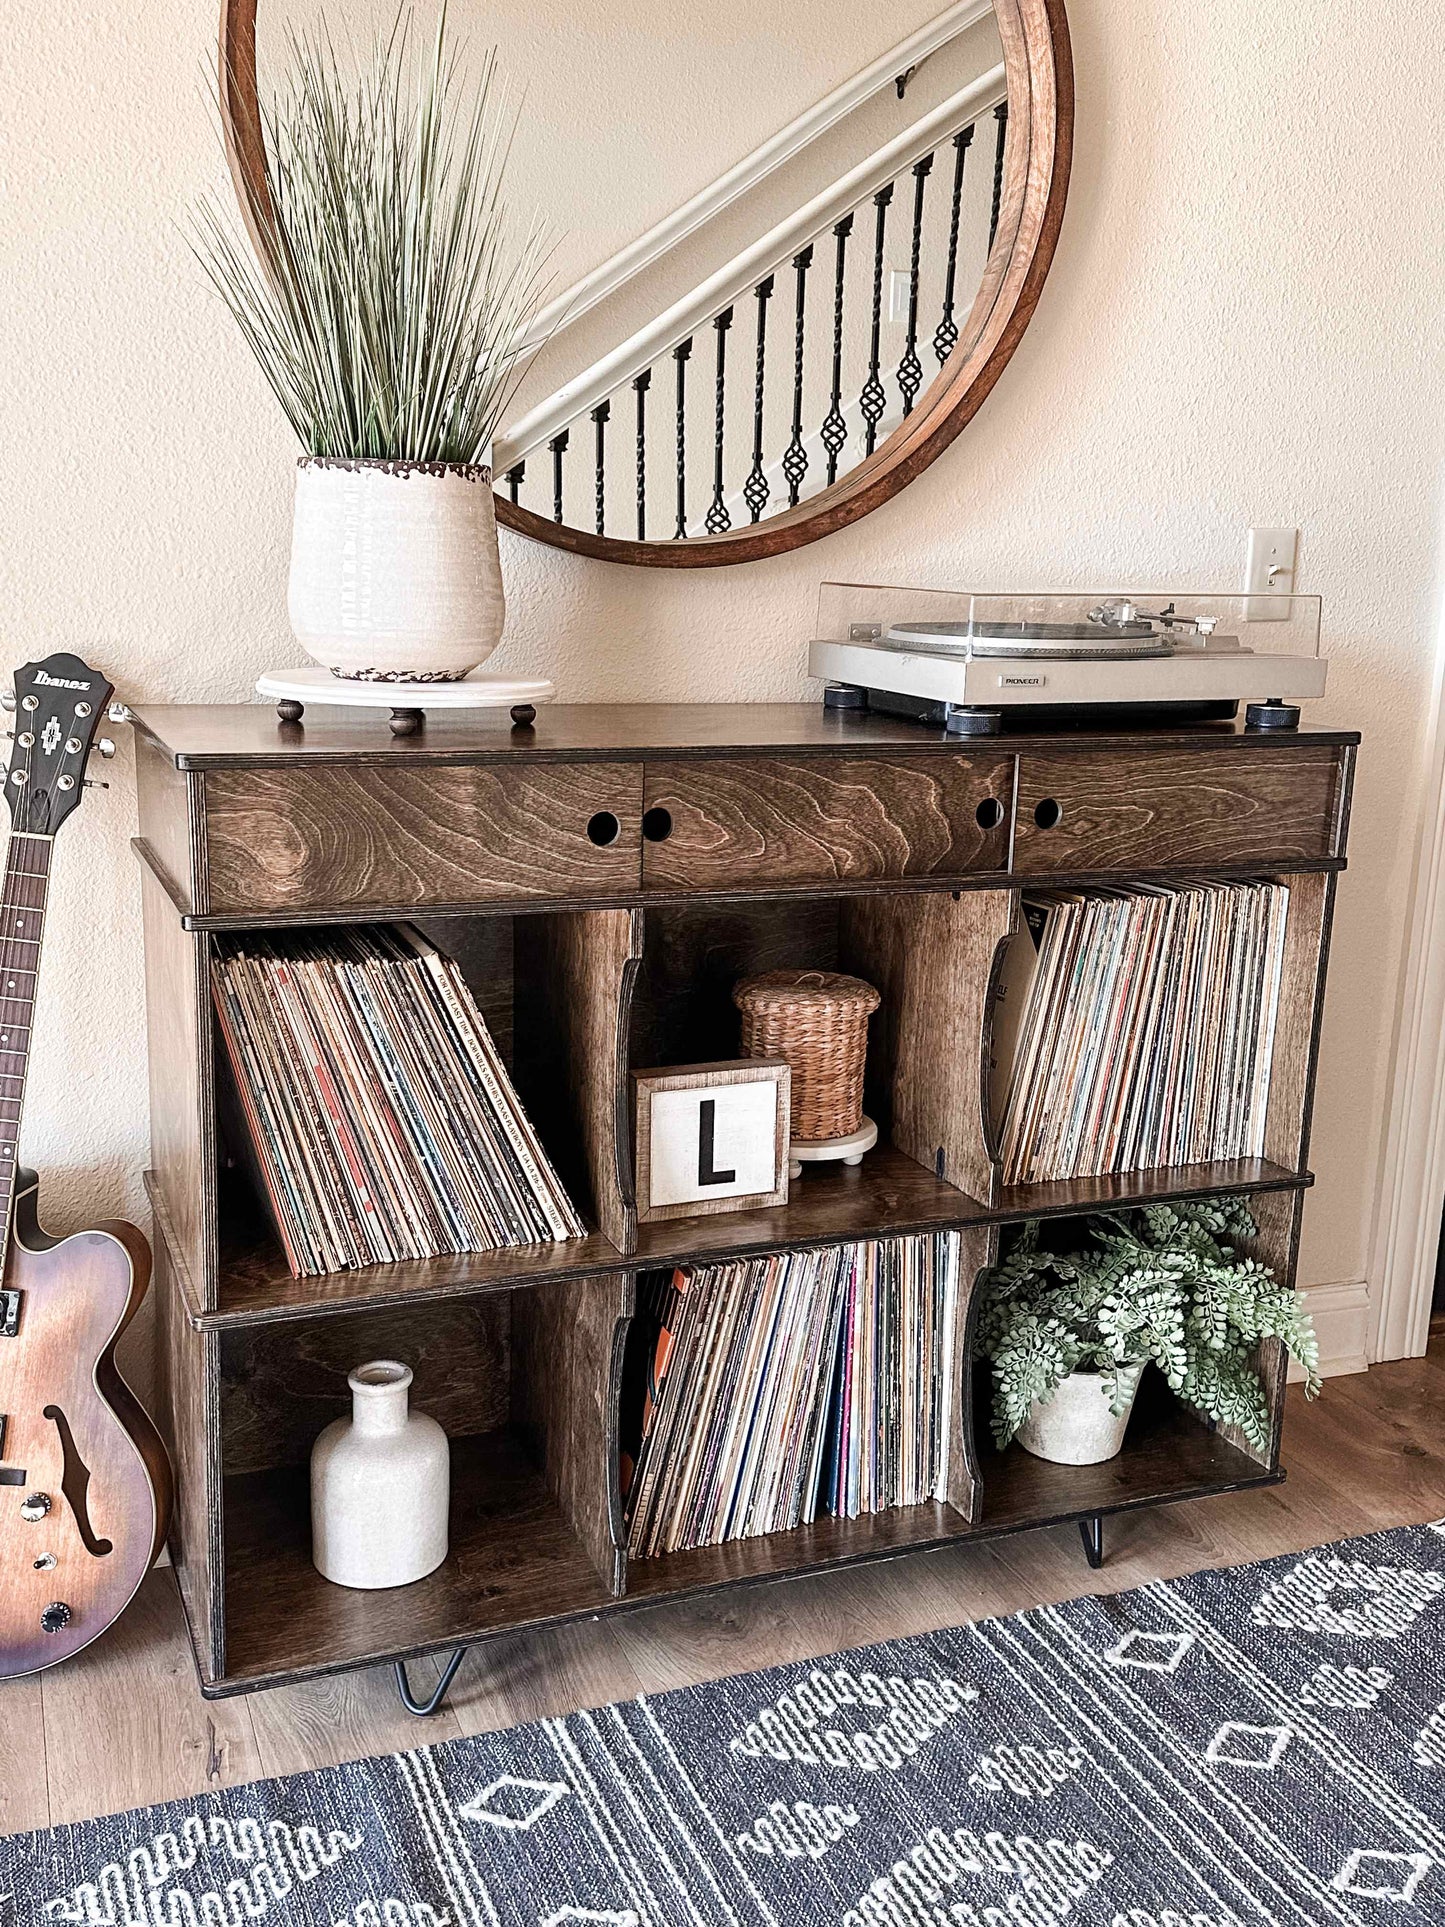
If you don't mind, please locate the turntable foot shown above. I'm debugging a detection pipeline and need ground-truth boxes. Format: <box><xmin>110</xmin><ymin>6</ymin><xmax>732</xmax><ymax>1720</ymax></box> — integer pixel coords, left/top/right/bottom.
<box><xmin>1246</xmin><ymin>698</ymin><xmax>1301</xmax><ymax>732</ymax></box>
<box><xmin>944</xmin><ymin>706</ymin><xmax>1003</xmax><ymax>738</ymax></box>
<box><xmin>823</xmin><ymin>683</ymin><xmax>867</xmax><ymax>712</ymax></box>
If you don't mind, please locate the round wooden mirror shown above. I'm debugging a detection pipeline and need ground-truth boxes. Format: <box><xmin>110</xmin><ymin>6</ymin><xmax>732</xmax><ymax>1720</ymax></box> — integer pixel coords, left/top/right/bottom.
<box><xmin>220</xmin><ymin>0</ymin><xmax>1071</xmax><ymax>567</ymax></box>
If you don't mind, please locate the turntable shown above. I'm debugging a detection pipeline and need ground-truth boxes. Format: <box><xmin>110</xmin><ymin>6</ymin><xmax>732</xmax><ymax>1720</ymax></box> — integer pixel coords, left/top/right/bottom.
<box><xmin>808</xmin><ymin>585</ymin><xmax>1327</xmax><ymax>735</ymax></box>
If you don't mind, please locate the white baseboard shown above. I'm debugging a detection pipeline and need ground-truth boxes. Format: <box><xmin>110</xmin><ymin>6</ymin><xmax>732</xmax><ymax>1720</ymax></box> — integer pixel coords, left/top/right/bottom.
<box><xmin>1289</xmin><ymin>1278</ymin><xmax>1372</xmax><ymax>1380</ymax></box>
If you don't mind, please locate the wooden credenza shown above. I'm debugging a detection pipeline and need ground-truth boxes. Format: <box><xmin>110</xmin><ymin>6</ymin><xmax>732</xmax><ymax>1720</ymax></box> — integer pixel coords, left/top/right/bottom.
<box><xmin>131</xmin><ymin>704</ymin><xmax>1356</xmax><ymax>1698</ymax></box>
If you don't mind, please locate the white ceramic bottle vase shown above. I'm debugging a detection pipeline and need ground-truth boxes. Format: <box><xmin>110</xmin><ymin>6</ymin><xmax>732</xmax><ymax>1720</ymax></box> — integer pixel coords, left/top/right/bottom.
<box><xmin>310</xmin><ymin>1361</ymin><xmax>450</xmax><ymax>1589</ymax></box>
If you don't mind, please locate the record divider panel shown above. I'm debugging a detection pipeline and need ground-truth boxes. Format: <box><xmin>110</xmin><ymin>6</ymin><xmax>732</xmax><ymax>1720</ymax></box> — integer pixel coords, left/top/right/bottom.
<box><xmin>130</xmin><ymin>706</ymin><xmax>1356</xmax><ymax>1698</ymax></box>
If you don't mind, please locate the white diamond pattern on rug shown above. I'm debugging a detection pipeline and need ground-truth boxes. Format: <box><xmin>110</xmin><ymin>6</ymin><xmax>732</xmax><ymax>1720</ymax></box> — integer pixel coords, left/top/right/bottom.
<box><xmin>1297</xmin><ymin>1662</ymin><xmax>1393</xmax><ymax>1709</ymax></box>
<box><xmin>728</xmin><ymin>1667</ymin><xmax>978</xmax><ymax>1771</ymax></box>
<box><xmin>1203</xmin><ymin>1722</ymin><xmax>1293</xmax><ymax>1771</ymax></box>
<box><xmin>1104</xmin><ymin>1629</ymin><xmax>1195</xmax><ymax>1673</ymax></box>
<box><xmin>1331</xmin><ymin>1848</ymin><xmax>1434</xmax><ymax>1902</ymax></box>
<box><xmin>1252</xmin><ymin>1556</ymin><xmax>1445</xmax><ymax>1639</ymax></box>
<box><xmin>1106</xmin><ymin>1912</ymin><xmax>1233</xmax><ymax>1926</ymax></box>
<box><xmin>336</xmin><ymin>1905</ymin><xmax>452</xmax><ymax>1927</ymax></box>
<box><xmin>1412</xmin><ymin>1702</ymin><xmax>1445</xmax><ymax>1767</ymax></box>
<box><xmin>43</xmin><ymin>1817</ymin><xmax>363</xmax><ymax>1926</ymax></box>
<box><xmin>968</xmin><ymin>1740</ymin><xmax>1087</xmax><ymax>1799</ymax></box>
<box><xmin>735</xmin><ymin>1800</ymin><xmax>859</xmax><ymax>1859</ymax></box>
<box><xmin>540</xmin><ymin>1912</ymin><xmax>641</xmax><ymax>1927</ymax></box>
<box><xmin>458</xmin><ymin>1777</ymin><xmax>568</xmax><ymax>1831</ymax></box>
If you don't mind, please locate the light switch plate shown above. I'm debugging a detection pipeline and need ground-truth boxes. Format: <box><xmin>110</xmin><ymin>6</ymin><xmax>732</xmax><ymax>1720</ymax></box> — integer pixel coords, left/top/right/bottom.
<box><xmin>1245</xmin><ymin>526</ymin><xmax>1299</xmax><ymax>619</ymax></box>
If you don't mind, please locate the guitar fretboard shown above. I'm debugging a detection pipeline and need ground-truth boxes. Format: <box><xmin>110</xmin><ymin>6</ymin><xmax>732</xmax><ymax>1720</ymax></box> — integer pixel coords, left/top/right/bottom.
<box><xmin>0</xmin><ymin>835</ymin><xmax>51</xmax><ymax>1240</ymax></box>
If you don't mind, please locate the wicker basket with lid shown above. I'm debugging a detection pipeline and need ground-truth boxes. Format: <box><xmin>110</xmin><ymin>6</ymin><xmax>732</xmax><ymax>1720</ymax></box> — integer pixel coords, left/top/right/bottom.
<box><xmin>733</xmin><ymin>969</ymin><xmax>880</xmax><ymax>1142</ymax></box>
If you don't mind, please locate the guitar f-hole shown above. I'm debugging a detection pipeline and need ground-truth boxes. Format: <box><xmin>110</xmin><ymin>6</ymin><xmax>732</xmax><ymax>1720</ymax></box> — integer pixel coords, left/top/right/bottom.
<box><xmin>42</xmin><ymin>1405</ymin><xmax>113</xmax><ymax>1557</ymax></box>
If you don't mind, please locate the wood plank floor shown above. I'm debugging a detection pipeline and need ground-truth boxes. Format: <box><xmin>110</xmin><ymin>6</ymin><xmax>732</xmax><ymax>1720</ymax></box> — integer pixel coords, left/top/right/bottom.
<box><xmin>3</xmin><ymin>1346</ymin><xmax>1442</xmax><ymax>1838</ymax></box>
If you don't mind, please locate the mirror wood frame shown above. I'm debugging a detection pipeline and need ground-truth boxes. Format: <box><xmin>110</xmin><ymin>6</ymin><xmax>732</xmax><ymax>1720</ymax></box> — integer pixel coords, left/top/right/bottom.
<box><xmin>218</xmin><ymin>0</ymin><xmax>1072</xmax><ymax>568</ymax></box>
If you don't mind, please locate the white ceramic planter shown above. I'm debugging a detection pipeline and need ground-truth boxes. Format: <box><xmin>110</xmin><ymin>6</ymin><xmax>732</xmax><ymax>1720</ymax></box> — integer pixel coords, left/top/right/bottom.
<box><xmin>310</xmin><ymin>1361</ymin><xmax>450</xmax><ymax>1589</ymax></box>
<box><xmin>1015</xmin><ymin>1360</ymin><xmax>1147</xmax><ymax>1466</ymax></box>
<box><xmin>288</xmin><ymin>458</ymin><xmax>505</xmax><ymax>680</ymax></box>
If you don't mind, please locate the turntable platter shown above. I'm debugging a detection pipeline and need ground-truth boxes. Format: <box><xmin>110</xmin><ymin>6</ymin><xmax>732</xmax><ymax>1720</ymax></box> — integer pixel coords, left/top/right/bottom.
<box><xmin>883</xmin><ymin>620</ymin><xmax>1175</xmax><ymax>662</ymax></box>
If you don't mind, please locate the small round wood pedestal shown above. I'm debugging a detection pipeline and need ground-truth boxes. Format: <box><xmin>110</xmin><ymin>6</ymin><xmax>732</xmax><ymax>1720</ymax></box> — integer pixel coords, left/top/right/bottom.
<box><xmin>788</xmin><ymin>1116</ymin><xmax>878</xmax><ymax>1182</ymax></box>
<box><xmin>256</xmin><ymin>668</ymin><xmax>555</xmax><ymax>735</ymax></box>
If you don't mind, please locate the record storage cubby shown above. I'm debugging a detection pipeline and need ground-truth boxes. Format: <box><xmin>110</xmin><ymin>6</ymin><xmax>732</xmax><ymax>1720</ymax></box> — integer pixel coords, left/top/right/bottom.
<box><xmin>132</xmin><ymin>703</ymin><xmax>1356</xmax><ymax>1696</ymax></box>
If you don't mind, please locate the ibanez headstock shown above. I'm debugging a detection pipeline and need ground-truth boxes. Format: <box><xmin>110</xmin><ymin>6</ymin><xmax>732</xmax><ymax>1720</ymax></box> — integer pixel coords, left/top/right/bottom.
<box><xmin>2</xmin><ymin>655</ymin><xmax>116</xmax><ymax>839</ymax></box>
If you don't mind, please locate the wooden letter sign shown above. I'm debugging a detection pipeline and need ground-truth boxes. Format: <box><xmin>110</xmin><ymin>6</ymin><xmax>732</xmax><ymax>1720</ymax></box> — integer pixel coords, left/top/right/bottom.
<box><xmin>632</xmin><ymin>1061</ymin><xmax>790</xmax><ymax>1224</ymax></box>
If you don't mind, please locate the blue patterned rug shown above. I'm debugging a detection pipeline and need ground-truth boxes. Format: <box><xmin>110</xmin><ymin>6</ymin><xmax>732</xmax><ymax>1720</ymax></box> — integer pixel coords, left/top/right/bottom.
<box><xmin>7</xmin><ymin>1520</ymin><xmax>1445</xmax><ymax>1925</ymax></box>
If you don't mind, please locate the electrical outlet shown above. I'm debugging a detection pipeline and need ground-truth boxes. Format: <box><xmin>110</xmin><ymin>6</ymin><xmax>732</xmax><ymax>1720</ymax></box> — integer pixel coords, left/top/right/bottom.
<box><xmin>1244</xmin><ymin>527</ymin><xmax>1298</xmax><ymax>620</ymax></box>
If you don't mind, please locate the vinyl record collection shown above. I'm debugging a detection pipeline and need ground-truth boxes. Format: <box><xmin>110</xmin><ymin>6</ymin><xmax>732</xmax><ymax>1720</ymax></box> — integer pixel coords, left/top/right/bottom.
<box><xmin>212</xmin><ymin>925</ymin><xmax>584</xmax><ymax>1277</ymax></box>
<box><xmin>622</xmin><ymin>1232</ymin><xmax>962</xmax><ymax>1558</ymax></box>
<box><xmin>992</xmin><ymin>880</ymin><xmax>1290</xmax><ymax>1186</ymax></box>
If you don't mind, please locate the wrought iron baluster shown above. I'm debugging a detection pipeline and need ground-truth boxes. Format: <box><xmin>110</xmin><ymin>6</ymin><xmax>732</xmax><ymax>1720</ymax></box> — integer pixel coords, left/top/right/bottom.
<box><xmin>859</xmin><ymin>183</ymin><xmax>894</xmax><ymax>457</ymax></box>
<box><xmin>549</xmin><ymin>430</ymin><xmax>568</xmax><ymax>525</ymax></box>
<box><xmin>820</xmin><ymin>216</ymin><xmax>853</xmax><ymax>487</ymax></box>
<box><xmin>591</xmin><ymin>399</ymin><xmax>610</xmax><ymax>536</ymax></box>
<box><xmin>743</xmin><ymin>276</ymin><xmax>774</xmax><ymax>524</ymax></box>
<box><xmin>897</xmin><ymin>153</ymin><xmax>933</xmax><ymax>416</ymax></box>
<box><xmin>781</xmin><ymin>247</ymin><xmax>814</xmax><ymax>508</ymax></box>
<box><xmin>705</xmin><ymin>308</ymin><xmax>733</xmax><ymax>534</ymax></box>
<box><xmin>505</xmin><ymin>462</ymin><xmax>524</xmax><ymax>504</ymax></box>
<box><xmin>672</xmin><ymin>337</ymin><xmax>692</xmax><ymax>539</ymax></box>
<box><xmin>933</xmin><ymin>125</ymin><xmax>973</xmax><ymax>364</ymax></box>
<box><xmin>632</xmin><ymin>369</ymin><xmax>650</xmax><ymax>541</ymax></box>
<box><xmin>988</xmin><ymin>101</ymin><xmax>1008</xmax><ymax>250</ymax></box>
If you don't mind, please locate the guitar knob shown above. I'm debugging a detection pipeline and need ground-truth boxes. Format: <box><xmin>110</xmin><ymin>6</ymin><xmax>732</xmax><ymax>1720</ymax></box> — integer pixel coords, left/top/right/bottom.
<box><xmin>40</xmin><ymin>1602</ymin><xmax>72</xmax><ymax>1635</ymax></box>
<box><xmin>19</xmin><ymin>1492</ymin><xmax>52</xmax><ymax>1522</ymax></box>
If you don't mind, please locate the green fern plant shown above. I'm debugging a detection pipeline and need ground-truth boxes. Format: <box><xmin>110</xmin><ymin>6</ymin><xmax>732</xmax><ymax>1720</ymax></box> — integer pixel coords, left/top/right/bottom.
<box><xmin>976</xmin><ymin>1196</ymin><xmax>1320</xmax><ymax>1454</ymax></box>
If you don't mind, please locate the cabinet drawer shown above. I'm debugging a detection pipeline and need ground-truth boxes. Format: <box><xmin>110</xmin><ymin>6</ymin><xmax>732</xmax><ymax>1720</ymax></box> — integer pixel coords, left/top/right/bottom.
<box><xmin>640</xmin><ymin>754</ymin><xmax>1012</xmax><ymax>892</ymax></box>
<box><xmin>202</xmin><ymin>762</ymin><xmax>643</xmax><ymax>914</ymax></box>
<box><xmin>1012</xmin><ymin>745</ymin><xmax>1345</xmax><ymax>875</ymax></box>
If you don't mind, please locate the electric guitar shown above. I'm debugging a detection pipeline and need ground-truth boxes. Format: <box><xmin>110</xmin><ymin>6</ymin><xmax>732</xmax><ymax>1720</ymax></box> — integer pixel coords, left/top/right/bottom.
<box><xmin>0</xmin><ymin>654</ymin><xmax>172</xmax><ymax>1677</ymax></box>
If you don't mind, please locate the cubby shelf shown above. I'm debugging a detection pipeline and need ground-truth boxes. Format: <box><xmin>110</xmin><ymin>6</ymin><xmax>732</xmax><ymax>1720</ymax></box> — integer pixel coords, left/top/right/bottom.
<box><xmin>133</xmin><ymin>704</ymin><xmax>1356</xmax><ymax>1699</ymax></box>
<box><xmin>221</xmin><ymin>1432</ymin><xmax>618</xmax><ymax>1688</ymax></box>
<box><xmin>979</xmin><ymin>1389</ymin><xmax>1281</xmax><ymax>1533</ymax></box>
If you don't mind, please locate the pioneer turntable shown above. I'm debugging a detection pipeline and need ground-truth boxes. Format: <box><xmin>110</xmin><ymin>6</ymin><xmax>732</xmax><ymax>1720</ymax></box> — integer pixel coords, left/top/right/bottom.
<box><xmin>808</xmin><ymin>586</ymin><xmax>1327</xmax><ymax>735</ymax></box>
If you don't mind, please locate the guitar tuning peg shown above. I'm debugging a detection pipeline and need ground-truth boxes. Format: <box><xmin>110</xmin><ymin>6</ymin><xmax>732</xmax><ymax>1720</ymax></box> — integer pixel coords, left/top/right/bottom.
<box><xmin>107</xmin><ymin>702</ymin><xmax>131</xmax><ymax>725</ymax></box>
<box><xmin>95</xmin><ymin>738</ymin><xmax>116</xmax><ymax>760</ymax></box>
<box><xmin>82</xmin><ymin>778</ymin><xmax>109</xmax><ymax>791</ymax></box>
<box><xmin>0</xmin><ymin>693</ymin><xmax>13</xmax><ymax>713</ymax></box>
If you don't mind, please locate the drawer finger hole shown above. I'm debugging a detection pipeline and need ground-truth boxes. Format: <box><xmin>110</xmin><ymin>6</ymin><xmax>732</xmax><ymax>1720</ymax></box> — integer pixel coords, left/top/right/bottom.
<box><xmin>587</xmin><ymin>811</ymin><xmax>622</xmax><ymax>847</ymax></box>
<box><xmin>976</xmin><ymin>797</ymin><xmax>1005</xmax><ymax>830</ymax></box>
<box><xmin>1033</xmin><ymin>797</ymin><xmax>1062</xmax><ymax>830</ymax></box>
<box><xmin>642</xmin><ymin>807</ymin><xmax>674</xmax><ymax>842</ymax></box>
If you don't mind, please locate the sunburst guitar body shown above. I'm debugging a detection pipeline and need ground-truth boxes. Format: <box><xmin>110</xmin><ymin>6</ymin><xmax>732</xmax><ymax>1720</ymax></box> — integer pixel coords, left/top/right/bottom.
<box><xmin>0</xmin><ymin>654</ymin><xmax>172</xmax><ymax>1677</ymax></box>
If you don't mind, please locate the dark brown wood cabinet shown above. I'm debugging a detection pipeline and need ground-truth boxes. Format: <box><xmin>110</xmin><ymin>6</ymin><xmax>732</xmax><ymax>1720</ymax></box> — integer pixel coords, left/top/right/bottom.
<box><xmin>204</xmin><ymin>760</ymin><xmax>646</xmax><ymax>915</ymax></box>
<box><xmin>639</xmin><ymin>753</ymin><xmax>1013</xmax><ymax>891</ymax></box>
<box><xmin>1012</xmin><ymin>744</ymin><xmax>1348</xmax><ymax>874</ymax></box>
<box><xmin>132</xmin><ymin>703</ymin><xmax>1356</xmax><ymax>1698</ymax></box>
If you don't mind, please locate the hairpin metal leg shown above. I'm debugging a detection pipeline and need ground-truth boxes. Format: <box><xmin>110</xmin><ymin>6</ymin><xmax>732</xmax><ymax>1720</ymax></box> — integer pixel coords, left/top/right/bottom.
<box><xmin>395</xmin><ymin>1647</ymin><xmax>467</xmax><ymax>1717</ymax></box>
<box><xmin>1079</xmin><ymin>1515</ymin><xmax>1105</xmax><ymax>1569</ymax></box>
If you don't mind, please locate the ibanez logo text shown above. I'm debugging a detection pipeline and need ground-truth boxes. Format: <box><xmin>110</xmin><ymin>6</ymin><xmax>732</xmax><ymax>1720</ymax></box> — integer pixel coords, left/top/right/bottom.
<box><xmin>33</xmin><ymin>671</ymin><xmax>91</xmax><ymax>691</ymax></box>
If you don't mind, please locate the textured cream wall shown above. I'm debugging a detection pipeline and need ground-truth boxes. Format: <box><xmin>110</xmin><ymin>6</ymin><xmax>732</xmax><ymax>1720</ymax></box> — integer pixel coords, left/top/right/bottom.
<box><xmin>2</xmin><ymin>0</ymin><xmax>1444</xmax><ymax>1350</ymax></box>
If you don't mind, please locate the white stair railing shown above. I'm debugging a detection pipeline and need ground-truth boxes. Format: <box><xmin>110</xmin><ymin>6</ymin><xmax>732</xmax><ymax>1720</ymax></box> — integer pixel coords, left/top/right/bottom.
<box><xmin>518</xmin><ymin>0</ymin><xmax>996</xmax><ymax>355</ymax></box>
<box><xmin>494</xmin><ymin>63</ymin><xmax>1006</xmax><ymax>478</ymax></box>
